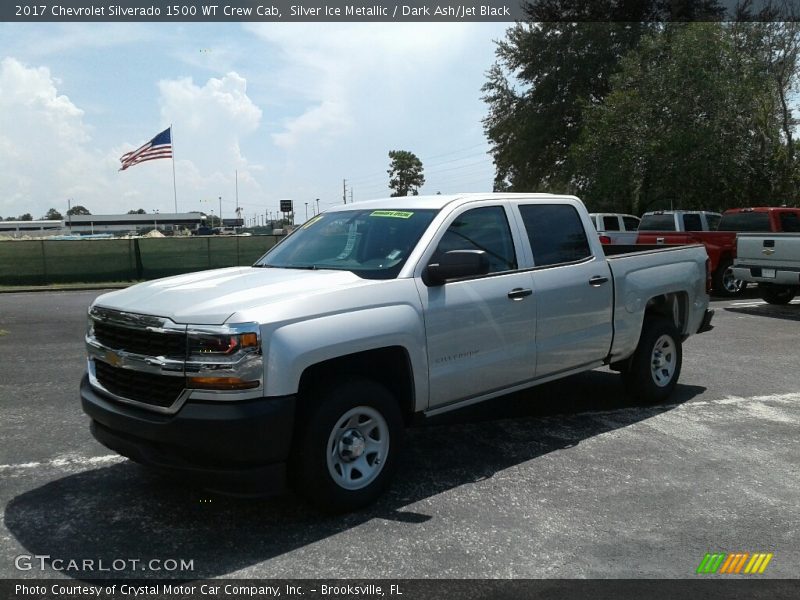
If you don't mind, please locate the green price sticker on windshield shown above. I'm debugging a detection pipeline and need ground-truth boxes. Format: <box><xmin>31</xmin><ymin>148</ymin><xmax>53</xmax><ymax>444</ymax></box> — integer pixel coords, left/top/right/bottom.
<box><xmin>370</xmin><ymin>210</ymin><xmax>414</xmax><ymax>219</ymax></box>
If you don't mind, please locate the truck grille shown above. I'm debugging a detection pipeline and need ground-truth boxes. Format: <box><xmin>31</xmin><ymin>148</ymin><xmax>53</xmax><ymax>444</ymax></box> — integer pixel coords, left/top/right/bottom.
<box><xmin>94</xmin><ymin>360</ymin><xmax>185</xmax><ymax>408</ymax></box>
<box><xmin>94</xmin><ymin>320</ymin><xmax>186</xmax><ymax>358</ymax></box>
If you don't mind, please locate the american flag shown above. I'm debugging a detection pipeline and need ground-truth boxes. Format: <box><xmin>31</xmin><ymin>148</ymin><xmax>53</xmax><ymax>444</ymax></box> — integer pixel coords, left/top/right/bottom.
<box><xmin>119</xmin><ymin>127</ymin><xmax>172</xmax><ymax>171</ymax></box>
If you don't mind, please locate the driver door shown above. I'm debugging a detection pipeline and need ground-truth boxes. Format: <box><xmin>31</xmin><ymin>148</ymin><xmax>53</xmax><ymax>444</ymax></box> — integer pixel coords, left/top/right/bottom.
<box><xmin>415</xmin><ymin>204</ymin><xmax>537</xmax><ymax>409</ymax></box>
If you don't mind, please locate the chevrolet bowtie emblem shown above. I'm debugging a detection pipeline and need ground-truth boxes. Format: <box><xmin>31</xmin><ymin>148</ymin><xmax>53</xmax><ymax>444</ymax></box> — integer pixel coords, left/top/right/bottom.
<box><xmin>762</xmin><ymin>248</ymin><xmax>775</xmax><ymax>255</ymax></box>
<box><xmin>104</xmin><ymin>350</ymin><xmax>123</xmax><ymax>368</ymax></box>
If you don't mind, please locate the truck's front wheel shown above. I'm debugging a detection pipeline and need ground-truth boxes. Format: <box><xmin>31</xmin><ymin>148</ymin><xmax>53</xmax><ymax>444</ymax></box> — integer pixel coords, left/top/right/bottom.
<box><xmin>622</xmin><ymin>317</ymin><xmax>682</xmax><ymax>404</ymax></box>
<box><xmin>292</xmin><ymin>380</ymin><xmax>403</xmax><ymax>512</ymax></box>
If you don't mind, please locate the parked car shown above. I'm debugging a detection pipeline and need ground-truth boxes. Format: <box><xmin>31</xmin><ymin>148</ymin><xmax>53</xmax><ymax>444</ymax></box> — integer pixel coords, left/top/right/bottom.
<box><xmin>81</xmin><ymin>193</ymin><xmax>713</xmax><ymax>511</ymax></box>
<box><xmin>589</xmin><ymin>213</ymin><xmax>641</xmax><ymax>245</ymax></box>
<box><xmin>636</xmin><ymin>208</ymin><xmax>800</xmax><ymax>297</ymax></box>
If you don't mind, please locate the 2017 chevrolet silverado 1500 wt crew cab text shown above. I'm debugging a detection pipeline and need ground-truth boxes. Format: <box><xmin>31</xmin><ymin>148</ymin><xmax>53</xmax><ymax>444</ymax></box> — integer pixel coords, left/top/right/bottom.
<box><xmin>81</xmin><ymin>194</ymin><xmax>714</xmax><ymax>511</ymax></box>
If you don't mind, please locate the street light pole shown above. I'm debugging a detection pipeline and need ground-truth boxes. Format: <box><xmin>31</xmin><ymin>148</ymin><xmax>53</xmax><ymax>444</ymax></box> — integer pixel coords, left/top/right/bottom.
<box><xmin>305</xmin><ymin>202</ymin><xmax>308</xmax><ymax>220</ymax></box>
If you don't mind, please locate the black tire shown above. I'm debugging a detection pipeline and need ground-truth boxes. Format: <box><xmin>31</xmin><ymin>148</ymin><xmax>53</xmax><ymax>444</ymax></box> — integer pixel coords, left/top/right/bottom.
<box><xmin>622</xmin><ymin>317</ymin><xmax>682</xmax><ymax>404</ymax></box>
<box><xmin>759</xmin><ymin>284</ymin><xmax>797</xmax><ymax>305</ymax></box>
<box><xmin>291</xmin><ymin>379</ymin><xmax>403</xmax><ymax>513</ymax></box>
<box><xmin>711</xmin><ymin>259</ymin><xmax>746</xmax><ymax>297</ymax></box>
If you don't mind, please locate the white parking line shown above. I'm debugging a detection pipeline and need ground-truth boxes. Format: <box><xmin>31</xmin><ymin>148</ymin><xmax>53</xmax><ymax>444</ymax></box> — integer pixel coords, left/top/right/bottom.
<box><xmin>0</xmin><ymin>454</ymin><xmax>124</xmax><ymax>472</ymax></box>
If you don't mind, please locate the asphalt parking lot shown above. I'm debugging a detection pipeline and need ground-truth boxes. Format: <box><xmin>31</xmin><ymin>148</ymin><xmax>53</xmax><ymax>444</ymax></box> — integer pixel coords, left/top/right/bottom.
<box><xmin>0</xmin><ymin>289</ymin><xmax>798</xmax><ymax>581</ymax></box>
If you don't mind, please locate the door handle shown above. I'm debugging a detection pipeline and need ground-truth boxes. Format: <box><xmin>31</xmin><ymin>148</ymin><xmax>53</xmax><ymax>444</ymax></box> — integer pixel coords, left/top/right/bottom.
<box><xmin>507</xmin><ymin>288</ymin><xmax>533</xmax><ymax>300</ymax></box>
<box><xmin>589</xmin><ymin>276</ymin><xmax>609</xmax><ymax>287</ymax></box>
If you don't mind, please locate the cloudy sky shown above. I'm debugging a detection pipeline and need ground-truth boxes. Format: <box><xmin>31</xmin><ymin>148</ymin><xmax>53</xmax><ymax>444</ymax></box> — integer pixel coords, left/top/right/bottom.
<box><xmin>0</xmin><ymin>22</ymin><xmax>510</xmax><ymax>223</ymax></box>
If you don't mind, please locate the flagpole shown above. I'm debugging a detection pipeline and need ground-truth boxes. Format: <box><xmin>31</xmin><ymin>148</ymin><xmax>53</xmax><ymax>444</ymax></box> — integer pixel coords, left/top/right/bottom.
<box><xmin>170</xmin><ymin>124</ymin><xmax>178</xmax><ymax>213</ymax></box>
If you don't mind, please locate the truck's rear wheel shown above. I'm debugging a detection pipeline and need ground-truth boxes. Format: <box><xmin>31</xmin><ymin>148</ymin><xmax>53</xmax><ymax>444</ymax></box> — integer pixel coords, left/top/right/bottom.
<box><xmin>622</xmin><ymin>317</ymin><xmax>682</xmax><ymax>404</ymax></box>
<box><xmin>292</xmin><ymin>380</ymin><xmax>402</xmax><ymax>513</ymax></box>
<box><xmin>712</xmin><ymin>259</ymin><xmax>745</xmax><ymax>297</ymax></box>
<box><xmin>759</xmin><ymin>284</ymin><xmax>796</xmax><ymax>305</ymax></box>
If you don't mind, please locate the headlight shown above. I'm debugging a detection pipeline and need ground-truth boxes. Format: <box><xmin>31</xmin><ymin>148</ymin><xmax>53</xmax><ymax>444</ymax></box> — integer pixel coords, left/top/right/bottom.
<box><xmin>86</xmin><ymin>311</ymin><xmax>95</xmax><ymax>338</ymax></box>
<box><xmin>186</xmin><ymin>323</ymin><xmax>263</xmax><ymax>391</ymax></box>
<box><xmin>188</xmin><ymin>331</ymin><xmax>259</xmax><ymax>355</ymax></box>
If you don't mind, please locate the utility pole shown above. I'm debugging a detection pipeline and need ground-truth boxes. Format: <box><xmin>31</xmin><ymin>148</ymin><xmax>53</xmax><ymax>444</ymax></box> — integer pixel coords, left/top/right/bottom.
<box><xmin>305</xmin><ymin>202</ymin><xmax>308</xmax><ymax>220</ymax></box>
<box><xmin>349</xmin><ymin>188</ymin><xmax>353</xmax><ymax>203</ymax></box>
<box><xmin>67</xmin><ymin>198</ymin><xmax>72</xmax><ymax>232</ymax></box>
<box><xmin>316</xmin><ymin>198</ymin><xmax>320</xmax><ymax>215</ymax></box>
<box><xmin>218</xmin><ymin>196</ymin><xmax>222</xmax><ymax>226</ymax></box>
<box><xmin>343</xmin><ymin>179</ymin><xmax>347</xmax><ymax>204</ymax></box>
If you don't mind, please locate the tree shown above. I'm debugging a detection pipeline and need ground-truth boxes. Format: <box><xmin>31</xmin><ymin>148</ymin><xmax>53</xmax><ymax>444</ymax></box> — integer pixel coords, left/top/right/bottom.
<box><xmin>67</xmin><ymin>205</ymin><xmax>91</xmax><ymax>216</ymax></box>
<box><xmin>43</xmin><ymin>208</ymin><xmax>63</xmax><ymax>220</ymax></box>
<box><xmin>387</xmin><ymin>150</ymin><xmax>425</xmax><ymax>196</ymax></box>
<box><xmin>127</xmin><ymin>208</ymin><xmax>147</xmax><ymax>214</ymax></box>
<box><xmin>732</xmin><ymin>18</ymin><xmax>800</xmax><ymax>200</ymax></box>
<box><xmin>18</xmin><ymin>213</ymin><xmax>33</xmax><ymax>221</ymax></box>
<box><xmin>482</xmin><ymin>1</ymin><xmax>727</xmax><ymax>193</ymax></box>
<box><xmin>482</xmin><ymin>3</ymin><xmax>661</xmax><ymax>192</ymax></box>
<box><xmin>569</xmin><ymin>23</ymin><xmax>786</xmax><ymax>214</ymax></box>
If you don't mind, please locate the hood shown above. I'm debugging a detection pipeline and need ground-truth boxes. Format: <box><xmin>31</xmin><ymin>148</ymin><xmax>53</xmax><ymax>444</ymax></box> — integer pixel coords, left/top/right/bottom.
<box><xmin>93</xmin><ymin>266</ymin><xmax>376</xmax><ymax>325</ymax></box>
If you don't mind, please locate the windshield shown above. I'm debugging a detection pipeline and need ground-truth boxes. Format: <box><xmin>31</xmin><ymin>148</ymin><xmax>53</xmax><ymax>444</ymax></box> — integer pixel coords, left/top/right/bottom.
<box><xmin>254</xmin><ymin>209</ymin><xmax>438</xmax><ymax>279</ymax></box>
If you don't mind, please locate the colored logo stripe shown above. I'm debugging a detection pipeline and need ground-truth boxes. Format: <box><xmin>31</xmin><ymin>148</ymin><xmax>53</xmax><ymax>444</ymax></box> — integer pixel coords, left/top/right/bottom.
<box><xmin>697</xmin><ymin>552</ymin><xmax>773</xmax><ymax>574</ymax></box>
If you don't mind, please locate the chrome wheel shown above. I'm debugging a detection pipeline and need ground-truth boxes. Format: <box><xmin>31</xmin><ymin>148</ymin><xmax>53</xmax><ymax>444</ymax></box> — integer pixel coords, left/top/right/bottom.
<box><xmin>650</xmin><ymin>334</ymin><xmax>677</xmax><ymax>387</ymax></box>
<box><xmin>326</xmin><ymin>406</ymin><xmax>389</xmax><ymax>491</ymax></box>
<box><xmin>722</xmin><ymin>266</ymin><xmax>745</xmax><ymax>295</ymax></box>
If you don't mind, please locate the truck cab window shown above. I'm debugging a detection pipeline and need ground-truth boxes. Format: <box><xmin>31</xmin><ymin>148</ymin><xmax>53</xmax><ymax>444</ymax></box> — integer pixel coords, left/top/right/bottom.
<box><xmin>433</xmin><ymin>206</ymin><xmax>517</xmax><ymax>273</ymax></box>
<box><xmin>519</xmin><ymin>204</ymin><xmax>591</xmax><ymax>267</ymax></box>
<box><xmin>622</xmin><ymin>216</ymin><xmax>640</xmax><ymax>231</ymax></box>
<box><xmin>780</xmin><ymin>212</ymin><xmax>800</xmax><ymax>232</ymax></box>
<box><xmin>683</xmin><ymin>214</ymin><xmax>703</xmax><ymax>231</ymax></box>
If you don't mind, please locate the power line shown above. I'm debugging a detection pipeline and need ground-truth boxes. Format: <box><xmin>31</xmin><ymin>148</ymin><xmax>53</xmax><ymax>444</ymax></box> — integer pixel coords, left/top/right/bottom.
<box><xmin>346</xmin><ymin>144</ymin><xmax>492</xmax><ymax>185</ymax></box>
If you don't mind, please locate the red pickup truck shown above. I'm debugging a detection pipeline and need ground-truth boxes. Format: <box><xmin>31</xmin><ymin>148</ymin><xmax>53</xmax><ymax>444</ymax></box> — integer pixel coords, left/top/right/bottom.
<box><xmin>636</xmin><ymin>208</ymin><xmax>800</xmax><ymax>297</ymax></box>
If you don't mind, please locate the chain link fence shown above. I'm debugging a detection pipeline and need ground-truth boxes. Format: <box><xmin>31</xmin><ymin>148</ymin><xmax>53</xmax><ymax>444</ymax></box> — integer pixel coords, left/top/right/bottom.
<box><xmin>0</xmin><ymin>235</ymin><xmax>282</xmax><ymax>286</ymax></box>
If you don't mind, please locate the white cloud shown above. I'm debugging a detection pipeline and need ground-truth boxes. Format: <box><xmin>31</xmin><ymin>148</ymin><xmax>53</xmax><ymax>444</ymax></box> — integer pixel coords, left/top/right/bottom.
<box><xmin>0</xmin><ymin>23</ymin><xmax>507</xmax><ymax>219</ymax></box>
<box><xmin>151</xmin><ymin>72</ymin><xmax>264</xmax><ymax>215</ymax></box>
<box><xmin>246</xmin><ymin>23</ymin><xmax>477</xmax><ymax>149</ymax></box>
<box><xmin>0</xmin><ymin>57</ymin><xmax>107</xmax><ymax>218</ymax></box>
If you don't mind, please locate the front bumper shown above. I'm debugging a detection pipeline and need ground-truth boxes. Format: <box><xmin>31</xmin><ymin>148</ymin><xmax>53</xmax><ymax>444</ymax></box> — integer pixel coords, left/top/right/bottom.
<box><xmin>80</xmin><ymin>374</ymin><xmax>295</xmax><ymax>494</ymax></box>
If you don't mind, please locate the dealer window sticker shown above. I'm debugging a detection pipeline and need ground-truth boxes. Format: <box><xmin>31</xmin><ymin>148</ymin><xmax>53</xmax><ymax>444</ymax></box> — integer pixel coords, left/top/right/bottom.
<box><xmin>370</xmin><ymin>210</ymin><xmax>414</xmax><ymax>219</ymax></box>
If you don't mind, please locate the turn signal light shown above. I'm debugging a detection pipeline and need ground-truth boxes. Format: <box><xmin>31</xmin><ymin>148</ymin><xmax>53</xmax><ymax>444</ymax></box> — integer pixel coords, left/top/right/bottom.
<box><xmin>187</xmin><ymin>376</ymin><xmax>260</xmax><ymax>390</ymax></box>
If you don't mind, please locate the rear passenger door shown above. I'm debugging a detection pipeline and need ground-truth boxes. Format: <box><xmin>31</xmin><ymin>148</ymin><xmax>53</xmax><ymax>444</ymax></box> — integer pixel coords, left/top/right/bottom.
<box><xmin>515</xmin><ymin>203</ymin><xmax>614</xmax><ymax>378</ymax></box>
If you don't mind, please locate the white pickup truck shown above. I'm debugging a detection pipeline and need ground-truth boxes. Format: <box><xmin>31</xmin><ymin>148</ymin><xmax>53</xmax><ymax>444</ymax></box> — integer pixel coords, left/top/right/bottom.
<box><xmin>589</xmin><ymin>212</ymin><xmax>641</xmax><ymax>245</ymax></box>
<box><xmin>732</xmin><ymin>233</ymin><xmax>800</xmax><ymax>304</ymax></box>
<box><xmin>81</xmin><ymin>193</ymin><xmax>713</xmax><ymax>511</ymax></box>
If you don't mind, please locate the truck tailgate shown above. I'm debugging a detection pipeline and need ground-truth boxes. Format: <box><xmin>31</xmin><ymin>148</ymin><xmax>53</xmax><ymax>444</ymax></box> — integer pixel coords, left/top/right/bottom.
<box><xmin>736</xmin><ymin>233</ymin><xmax>800</xmax><ymax>269</ymax></box>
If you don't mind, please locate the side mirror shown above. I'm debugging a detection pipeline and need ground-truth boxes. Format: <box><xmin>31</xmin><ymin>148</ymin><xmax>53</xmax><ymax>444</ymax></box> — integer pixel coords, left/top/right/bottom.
<box><xmin>423</xmin><ymin>250</ymin><xmax>490</xmax><ymax>286</ymax></box>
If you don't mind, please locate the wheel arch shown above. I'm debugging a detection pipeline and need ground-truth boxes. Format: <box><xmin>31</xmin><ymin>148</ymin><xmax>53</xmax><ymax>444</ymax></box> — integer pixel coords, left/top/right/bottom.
<box><xmin>644</xmin><ymin>291</ymin><xmax>690</xmax><ymax>336</ymax></box>
<box><xmin>297</xmin><ymin>346</ymin><xmax>417</xmax><ymax>426</ymax></box>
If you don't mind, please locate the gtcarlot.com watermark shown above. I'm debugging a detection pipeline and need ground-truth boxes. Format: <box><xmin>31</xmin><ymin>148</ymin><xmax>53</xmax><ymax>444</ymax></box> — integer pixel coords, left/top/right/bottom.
<box><xmin>15</xmin><ymin>554</ymin><xmax>194</xmax><ymax>573</ymax></box>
